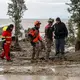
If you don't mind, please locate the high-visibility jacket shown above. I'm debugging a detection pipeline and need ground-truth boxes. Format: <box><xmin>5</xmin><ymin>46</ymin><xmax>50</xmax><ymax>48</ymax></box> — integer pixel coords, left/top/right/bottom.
<box><xmin>28</xmin><ymin>27</ymin><xmax>42</xmax><ymax>42</ymax></box>
<box><xmin>2</xmin><ymin>31</ymin><xmax>12</xmax><ymax>45</ymax></box>
<box><xmin>3</xmin><ymin>26</ymin><xmax>8</xmax><ymax>31</ymax></box>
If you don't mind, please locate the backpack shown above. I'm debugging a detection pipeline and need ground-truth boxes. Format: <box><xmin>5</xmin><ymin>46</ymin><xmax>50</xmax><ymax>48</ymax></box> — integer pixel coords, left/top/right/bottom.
<box><xmin>28</xmin><ymin>28</ymin><xmax>39</xmax><ymax>42</ymax></box>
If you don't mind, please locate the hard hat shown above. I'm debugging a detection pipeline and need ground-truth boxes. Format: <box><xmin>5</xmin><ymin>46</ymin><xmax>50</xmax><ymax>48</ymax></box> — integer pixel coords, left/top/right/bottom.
<box><xmin>48</xmin><ymin>18</ymin><xmax>54</xmax><ymax>23</ymax></box>
<box><xmin>34</xmin><ymin>21</ymin><xmax>41</xmax><ymax>26</ymax></box>
<box><xmin>2</xmin><ymin>26</ymin><xmax>8</xmax><ymax>31</ymax></box>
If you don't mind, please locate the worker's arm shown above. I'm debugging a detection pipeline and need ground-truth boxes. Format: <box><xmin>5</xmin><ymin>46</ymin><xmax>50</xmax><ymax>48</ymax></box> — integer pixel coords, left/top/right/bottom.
<box><xmin>38</xmin><ymin>33</ymin><xmax>42</xmax><ymax>41</ymax></box>
<box><xmin>1</xmin><ymin>31</ymin><xmax>11</xmax><ymax>42</ymax></box>
<box><xmin>38</xmin><ymin>34</ymin><xmax>45</xmax><ymax>50</ymax></box>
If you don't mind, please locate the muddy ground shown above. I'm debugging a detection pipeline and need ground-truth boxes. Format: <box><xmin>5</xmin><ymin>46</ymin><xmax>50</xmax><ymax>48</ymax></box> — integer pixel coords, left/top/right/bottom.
<box><xmin>0</xmin><ymin>40</ymin><xmax>80</xmax><ymax>76</ymax></box>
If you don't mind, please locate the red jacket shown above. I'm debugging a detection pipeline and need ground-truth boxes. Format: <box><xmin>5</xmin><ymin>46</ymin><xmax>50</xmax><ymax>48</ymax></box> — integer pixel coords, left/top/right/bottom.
<box><xmin>28</xmin><ymin>28</ymin><xmax>42</xmax><ymax>42</ymax></box>
<box><xmin>2</xmin><ymin>31</ymin><xmax>12</xmax><ymax>45</ymax></box>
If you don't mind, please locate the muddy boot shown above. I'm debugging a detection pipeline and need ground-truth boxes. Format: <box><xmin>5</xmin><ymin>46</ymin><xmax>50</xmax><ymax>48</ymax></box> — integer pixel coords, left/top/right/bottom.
<box><xmin>45</xmin><ymin>52</ymin><xmax>49</xmax><ymax>61</ymax></box>
<box><xmin>61</xmin><ymin>56</ymin><xmax>67</xmax><ymax>61</ymax></box>
<box><xmin>45</xmin><ymin>51</ymin><xmax>50</xmax><ymax>62</ymax></box>
<box><xmin>31</xmin><ymin>50</ymin><xmax>36</xmax><ymax>63</ymax></box>
<box><xmin>35</xmin><ymin>53</ymin><xmax>39</xmax><ymax>63</ymax></box>
<box><xmin>55</xmin><ymin>52</ymin><xmax>59</xmax><ymax>57</ymax></box>
<box><xmin>31</xmin><ymin>59</ymin><xmax>35</xmax><ymax>63</ymax></box>
<box><xmin>31</xmin><ymin>52</ymin><xmax>35</xmax><ymax>58</ymax></box>
<box><xmin>36</xmin><ymin>51</ymin><xmax>40</xmax><ymax>59</ymax></box>
<box><xmin>60</xmin><ymin>52</ymin><xmax>66</xmax><ymax>60</ymax></box>
<box><xmin>0</xmin><ymin>57</ymin><xmax>5</xmax><ymax>60</ymax></box>
<box><xmin>31</xmin><ymin>56</ymin><xmax>35</xmax><ymax>63</ymax></box>
<box><xmin>32</xmin><ymin>53</ymin><xmax>35</xmax><ymax>60</ymax></box>
<box><xmin>0</xmin><ymin>55</ymin><xmax>5</xmax><ymax>59</ymax></box>
<box><xmin>7</xmin><ymin>59</ymin><xmax>13</xmax><ymax>62</ymax></box>
<box><xmin>54</xmin><ymin>52</ymin><xmax>61</xmax><ymax>60</ymax></box>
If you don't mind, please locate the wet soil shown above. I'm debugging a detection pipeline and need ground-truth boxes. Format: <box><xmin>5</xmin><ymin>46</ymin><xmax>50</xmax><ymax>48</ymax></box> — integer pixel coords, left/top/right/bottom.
<box><xmin>0</xmin><ymin>41</ymin><xmax>80</xmax><ymax>77</ymax></box>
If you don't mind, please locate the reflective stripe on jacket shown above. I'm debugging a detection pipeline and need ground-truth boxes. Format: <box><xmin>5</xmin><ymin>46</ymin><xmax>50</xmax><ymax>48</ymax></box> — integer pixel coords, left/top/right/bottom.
<box><xmin>2</xmin><ymin>31</ymin><xmax>12</xmax><ymax>45</ymax></box>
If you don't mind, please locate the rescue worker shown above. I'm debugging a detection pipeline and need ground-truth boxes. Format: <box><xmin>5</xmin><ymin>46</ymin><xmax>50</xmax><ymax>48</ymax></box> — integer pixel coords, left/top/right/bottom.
<box><xmin>53</xmin><ymin>17</ymin><xmax>68</xmax><ymax>57</ymax></box>
<box><xmin>28</xmin><ymin>21</ymin><xmax>44</xmax><ymax>62</ymax></box>
<box><xmin>45</xmin><ymin>18</ymin><xmax>54</xmax><ymax>60</ymax></box>
<box><xmin>0</xmin><ymin>24</ymin><xmax>14</xmax><ymax>61</ymax></box>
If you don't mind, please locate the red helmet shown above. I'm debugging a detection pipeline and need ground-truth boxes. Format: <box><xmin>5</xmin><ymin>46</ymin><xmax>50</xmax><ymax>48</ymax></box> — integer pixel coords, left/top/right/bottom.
<box><xmin>34</xmin><ymin>21</ymin><xmax>41</xmax><ymax>26</ymax></box>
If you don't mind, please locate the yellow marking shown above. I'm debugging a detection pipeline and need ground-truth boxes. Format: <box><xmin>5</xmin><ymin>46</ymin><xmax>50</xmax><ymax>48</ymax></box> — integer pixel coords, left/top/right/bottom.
<box><xmin>0</xmin><ymin>35</ymin><xmax>11</xmax><ymax>38</ymax></box>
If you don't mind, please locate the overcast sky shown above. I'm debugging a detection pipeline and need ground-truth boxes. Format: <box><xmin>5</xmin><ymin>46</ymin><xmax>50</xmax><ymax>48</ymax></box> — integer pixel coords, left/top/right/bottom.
<box><xmin>0</xmin><ymin>0</ymin><xmax>70</xmax><ymax>19</ymax></box>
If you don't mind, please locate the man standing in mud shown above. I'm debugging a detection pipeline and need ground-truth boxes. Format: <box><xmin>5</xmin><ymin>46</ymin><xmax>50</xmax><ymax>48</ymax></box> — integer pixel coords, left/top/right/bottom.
<box><xmin>45</xmin><ymin>18</ymin><xmax>54</xmax><ymax>60</ymax></box>
<box><xmin>53</xmin><ymin>17</ymin><xmax>68</xmax><ymax>58</ymax></box>
<box><xmin>28</xmin><ymin>21</ymin><xmax>44</xmax><ymax>62</ymax></box>
<box><xmin>0</xmin><ymin>24</ymin><xmax>14</xmax><ymax>61</ymax></box>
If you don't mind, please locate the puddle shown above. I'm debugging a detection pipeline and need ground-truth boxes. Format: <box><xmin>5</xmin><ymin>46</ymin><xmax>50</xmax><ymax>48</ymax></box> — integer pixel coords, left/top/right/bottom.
<box><xmin>0</xmin><ymin>68</ymin><xmax>4</xmax><ymax>71</ymax></box>
<box><xmin>0</xmin><ymin>65</ymin><xmax>80</xmax><ymax>79</ymax></box>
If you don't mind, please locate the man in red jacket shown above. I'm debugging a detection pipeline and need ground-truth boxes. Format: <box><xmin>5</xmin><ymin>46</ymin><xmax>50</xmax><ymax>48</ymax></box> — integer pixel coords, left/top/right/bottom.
<box><xmin>0</xmin><ymin>24</ymin><xmax>14</xmax><ymax>61</ymax></box>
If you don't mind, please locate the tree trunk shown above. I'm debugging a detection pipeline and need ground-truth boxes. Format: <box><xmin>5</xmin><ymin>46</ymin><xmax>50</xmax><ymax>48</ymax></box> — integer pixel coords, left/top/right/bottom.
<box><xmin>14</xmin><ymin>22</ymin><xmax>21</xmax><ymax>51</ymax></box>
<box><xmin>75</xmin><ymin>40</ymin><xmax>80</xmax><ymax>51</ymax></box>
<box><xmin>75</xmin><ymin>24</ymin><xmax>80</xmax><ymax>51</ymax></box>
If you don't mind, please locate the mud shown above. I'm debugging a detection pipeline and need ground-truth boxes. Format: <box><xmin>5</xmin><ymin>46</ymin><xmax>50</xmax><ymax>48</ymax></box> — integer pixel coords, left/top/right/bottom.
<box><xmin>0</xmin><ymin>75</ymin><xmax>79</xmax><ymax>80</ymax></box>
<box><xmin>0</xmin><ymin>64</ymin><xmax>80</xmax><ymax>75</ymax></box>
<box><xmin>0</xmin><ymin>41</ymin><xmax>80</xmax><ymax>80</ymax></box>
<box><xmin>0</xmin><ymin>65</ymin><xmax>80</xmax><ymax>80</ymax></box>
<box><xmin>0</xmin><ymin>41</ymin><xmax>80</xmax><ymax>66</ymax></box>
